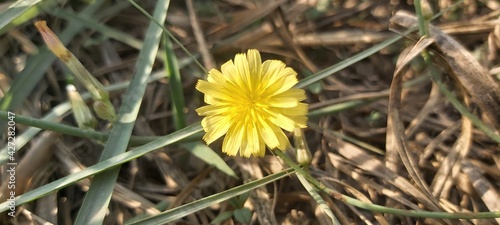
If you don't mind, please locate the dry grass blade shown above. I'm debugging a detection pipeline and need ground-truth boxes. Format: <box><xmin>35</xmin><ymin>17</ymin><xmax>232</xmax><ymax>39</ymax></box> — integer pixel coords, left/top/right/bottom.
<box><xmin>237</xmin><ymin>158</ymin><xmax>278</xmax><ymax>225</ymax></box>
<box><xmin>386</xmin><ymin>36</ymin><xmax>446</xmax><ymax>215</ymax></box>
<box><xmin>404</xmin><ymin>83</ymin><xmax>441</xmax><ymax>137</ymax></box>
<box><xmin>461</xmin><ymin>162</ymin><xmax>500</xmax><ymax>224</ymax></box>
<box><xmin>324</xmin><ymin>156</ymin><xmax>421</xmax><ymax>210</ymax></box>
<box><xmin>209</xmin><ymin>0</ymin><xmax>287</xmax><ymax>40</ymax></box>
<box><xmin>270</xmin><ymin>10</ymin><xmax>318</xmax><ymax>72</ymax></box>
<box><xmin>336</xmin><ymin>141</ymin><xmax>439</xmax><ymax>212</ymax></box>
<box><xmin>185</xmin><ymin>0</ymin><xmax>214</xmax><ymax>69</ymax></box>
<box><xmin>54</xmin><ymin>144</ymin><xmax>162</xmax><ymax>216</ymax></box>
<box><xmin>5</xmin><ymin>1</ymin><xmax>500</xmax><ymax>224</ymax></box>
<box><xmin>0</xmin><ymin>131</ymin><xmax>59</xmax><ymax>223</ymax></box>
<box><xmin>430</xmin><ymin>97</ymin><xmax>473</xmax><ymax>199</ymax></box>
<box><xmin>0</xmin><ymin>131</ymin><xmax>60</xmax><ymax>201</ymax></box>
<box><xmin>391</xmin><ymin>10</ymin><xmax>500</xmax><ymax>130</ymax></box>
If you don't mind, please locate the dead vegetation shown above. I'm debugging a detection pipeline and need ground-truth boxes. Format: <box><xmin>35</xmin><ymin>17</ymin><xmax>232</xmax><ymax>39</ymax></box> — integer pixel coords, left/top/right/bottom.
<box><xmin>1</xmin><ymin>0</ymin><xmax>500</xmax><ymax>224</ymax></box>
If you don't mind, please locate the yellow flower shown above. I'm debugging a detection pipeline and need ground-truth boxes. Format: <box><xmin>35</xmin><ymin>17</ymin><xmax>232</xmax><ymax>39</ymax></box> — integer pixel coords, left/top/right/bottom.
<box><xmin>196</xmin><ymin>49</ymin><xmax>308</xmax><ymax>157</ymax></box>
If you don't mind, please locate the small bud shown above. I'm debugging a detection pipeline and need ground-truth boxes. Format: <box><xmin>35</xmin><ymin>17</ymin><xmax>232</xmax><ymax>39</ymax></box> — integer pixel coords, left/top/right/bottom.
<box><xmin>67</xmin><ymin>84</ymin><xmax>97</xmax><ymax>129</ymax></box>
<box><xmin>294</xmin><ymin>127</ymin><xmax>312</xmax><ymax>166</ymax></box>
<box><xmin>93</xmin><ymin>99</ymin><xmax>117</xmax><ymax>122</ymax></box>
<box><xmin>34</xmin><ymin>21</ymin><xmax>71</xmax><ymax>62</ymax></box>
<box><xmin>35</xmin><ymin>20</ymin><xmax>116</xmax><ymax>120</ymax></box>
<box><xmin>421</xmin><ymin>0</ymin><xmax>433</xmax><ymax>21</ymax></box>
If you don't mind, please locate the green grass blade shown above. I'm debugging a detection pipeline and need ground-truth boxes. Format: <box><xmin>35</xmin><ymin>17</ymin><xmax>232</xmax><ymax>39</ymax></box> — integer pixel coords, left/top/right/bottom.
<box><xmin>126</xmin><ymin>0</ymin><xmax>206</xmax><ymax>73</ymax></box>
<box><xmin>74</xmin><ymin>1</ymin><xmax>170</xmax><ymax>224</ymax></box>
<box><xmin>162</xmin><ymin>34</ymin><xmax>186</xmax><ymax>130</ymax></box>
<box><xmin>295</xmin><ymin>34</ymin><xmax>404</xmax><ymax>89</ymax></box>
<box><xmin>308</xmin><ymin>99</ymin><xmax>380</xmax><ymax>118</ymax></box>
<box><xmin>125</xmin><ymin>168</ymin><xmax>294</xmax><ymax>225</ymax></box>
<box><xmin>0</xmin><ymin>0</ymin><xmax>44</xmax><ymax>33</ymax></box>
<box><xmin>0</xmin><ymin>72</ymin><xmax>165</xmax><ymax>165</ymax></box>
<box><xmin>0</xmin><ymin>123</ymin><xmax>203</xmax><ymax>213</ymax></box>
<box><xmin>277</xmin><ymin>148</ymin><xmax>500</xmax><ymax>220</ymax></box>
<box><xmin>181</xmin><ymin>142</ymin><xmax>237</xmax><ymax>178</ymax></box>
<box><xmin>48</xmin><ymin>8</ymin><xmax>143</xmax><ymax>50</ymax></box>
<box><xmin>0</xmin><ymin>1</ymin><xmax>104</xmax><ymax>130</ymax></box>
<box><xmin>0</xmin><ymin>54</ymin><xmax>196</xmax><ymax>165</ymax></box>
<box><xmin>296</xmin><ymin>173</ymin><xmax>340</xmax><ymax>225</ymax></box>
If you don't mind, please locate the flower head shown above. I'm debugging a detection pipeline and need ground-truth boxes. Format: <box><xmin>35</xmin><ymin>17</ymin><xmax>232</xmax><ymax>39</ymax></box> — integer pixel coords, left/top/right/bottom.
<box><xmin>196</xmin><ymin>49</ymin><xmax>308</xmax><ymax>157</ymax></box>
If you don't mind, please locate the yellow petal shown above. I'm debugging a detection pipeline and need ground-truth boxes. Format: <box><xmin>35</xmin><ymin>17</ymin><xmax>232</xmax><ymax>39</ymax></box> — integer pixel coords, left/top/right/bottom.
<box><xmin>257</xmin><ymin>117</ymin><xmax>280</xmax><ymax>149</ymax></box>
<box><xmin>271</xmin><ymin>124</ymin><xmax>291</xmax><ymax>150</ymax></box>
<box><xmin>272</xmin><ymin>88</ymin><xmax>306</xmax><ymax>101</ymax></box>
<box><xmin>207</xmin><ymin>68</ymin><xmax>226</xmax><ymax>85</ymax></box>
<box><xmin>263</xmin><ymin>71</ymin><xmax>298</xmax><ymax>96</ymax></box>
<box><xmin>264</xmin><ymin>108</ymin><xmax>297</xmax><ymax>132</ymax></box>
<box><xmin>267</xmin><ymin>98</ymin><xmax>298</xmax><ymax>108</ymax></box>
<box><xmin>222</xmin><ymin>121</ymin><xmax>244</xmax><ymax>156</ymax></box>
<box><xmin>196</xmin><ymin>80</ymin><xmax>235</xmax><ymax>102</ymax></box>
<box><xmin>196</xmin><ymin>105</ymin><xmax>230</xmax><ymax>116</ymax></box>
<box><xmin>221</xmin><ymin>60</ymin><xmax>246</xmax><ymax>92</ymax></box>
<box><xmin>247</xmin><ymin>50</ymin><xmax>261</xmax><ymax>73</ymax></box>
<box><xmin>246</xmin><ymin>49</ymin><xmax>262</xmax><ymax>87</ymax></box>
<box><xmin>234</xmin><ymin>53</ymin><xmax>252</xmax><ymax>90</ymax></box>
<box><xmin>287</xmin><ymin>115</ymin><xmax>308</xmax><ymax>128</ymax></box>
<box><xmin>240</xmin><ymin>122</ymin><xmax>260</xmax><ymax>157</ymax></box>
<box><xmin>276</xmin><ymin>102</ymin><xmax>309</xmax><ymax>115</ymax></box>
<box><xmin>260</xmin><ymin>60</ymin><xmax>286</xmax><ymax>89</ymax></box>
<box><xmin>195</xmin><ymin>49</ymin><xmax>308</xmax><ymax>158</ymax></box>
<box><xmin>201</xmin><ymin>116</ymin><xmax>231</xmax><ymax>144</ymax></box>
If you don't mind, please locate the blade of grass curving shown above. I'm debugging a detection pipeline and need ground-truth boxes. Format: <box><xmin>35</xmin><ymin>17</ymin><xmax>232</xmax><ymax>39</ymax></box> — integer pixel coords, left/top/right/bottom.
<box><xmin>307</xmin><ymin>122</ymin><xmax>385</xmax><ymax>155</ymax></box>
<box><xmin>0</xmin><ymin>0</ymin><xmax>44</xmax><ymax>33</ymax></box>
<box><xmin>162</xmin><ymin>33</ymin><xmax>186</xmax><ymax>130</ymax></box>
<box><xmin>430</xmin><ymin>70</ymin><xmax>500</xmax><ymax>144</ymax></box>
<box><xmin>0</xmin><ymin>70</ymin><xmax>161</xmax><ymax>165</ymax></box>
<box><xmin>74</xmin><ymin>1</ymin><xmax>170</xmax><ymax>224</ymax></box>
<box><xmin>275</xmin><ymin>150</ymin><xmax>500</xmax><ymax>219</ymax></box>
<box><xmin>132</xmin><ymin>0</ymin><xmax>234</xmax><ymax>178</ymax></box>
<box><xmin>0</xmin><ymin>123</ymin><xmax>203</xmax><ymax>213</ymax></box>
<box><xmin>0</xmin><ymin>72</ymin><xmax>165</xmax><ymax>165</ymax></box>
<box><xmin>295</xmin><ymin>31</ymin><xmax>408</xmax><ymax>89</ymax></box>
<box><xmin>296</xmin><ymin>173</ymin><xmax>340</xmax><ymax>225</ymax></box>
<box><xmin>0</xmin><ymin>54</ymin><xmax>197</xmax><ymax>164</ymax></box>
<box><xmin>308</xmin><ymin>99</ymin><xmax>380</xmax><ymax>118</ymax></box>
<box><xmin>124</xmin><ymin>168</ymin><xmax>294</xmax><ymax>225</ymax></box>
<box><xmin>0</xmin><ymin>110</ymin><xmax>203</xmax><ymax>154</ymax></box>
<box><xmin>0</xmin><ymin>1</ymin><xmax>104</xmax><ymax>131</ymax></box>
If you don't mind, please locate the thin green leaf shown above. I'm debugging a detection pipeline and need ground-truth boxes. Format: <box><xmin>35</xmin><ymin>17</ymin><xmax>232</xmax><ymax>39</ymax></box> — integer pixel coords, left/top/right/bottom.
<box><xmin>210</xmin><ymin>211</ymin><xmax>234</xmax><ymax>224</ymax></box>
<box><xmin>163</xmin><ymin>33</ymin><xmax>186</xmax><ymax>130</ymax></box>
<box><xmin>182</xmin><ymin>142</ymin><xmax>237</xmax><ymax>178</ymax></box>
<box><xmin>233</xmin><ymin>208</ymin><xmax>252</xmax><ymax>224</ymax></box>
<box><xmin>48</xmin><ymin>8</ymin><xmax>143</xmax><ymax>50</ymax></box>
<box><xmin>74</xmin><ymin>1</ymin><xmax>170</xmax><ymax>224</ymax></box>
<box><xmin>0</xmin><ymin>123</ymin><xmax>204</xmax><ymax>213</ymax></box>
<box><xmin>125</xmin><ymin>168</ymin><xmax>294</xmax><ymax>225</ymax></box>
<box><xmin>0</xmin><ymin>1</ymin><xmax>104</xmax><ymax>131</ymax></box>
<box><xmin>0</xmin><ymin>0</ymin><xmax>44</xmax><ymax>33</ymax></box>
<box><xmin>297</xmin><ymin>173</ymin><xmax>340</xmax><ymax>225</ymax></box>
<box><xmin>295</xmin><ymin>33</ymin><xmax>406</xmax><ymax>89</ymax></box>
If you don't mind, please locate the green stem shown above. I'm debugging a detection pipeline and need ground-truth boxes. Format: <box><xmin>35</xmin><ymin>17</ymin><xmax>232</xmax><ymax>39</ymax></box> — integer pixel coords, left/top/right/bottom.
<box><xmin>0</xmin><ymin>111</ymin><xmax>202</xmax><ymax>148</ymax></box>
<box><xmin>414</xmin><ymin>0</ymin><xmax>429</xmax><ymax>37</ymax></box>
<box><xmin>162</xmin><ymin>33</ymin><xmax>186</xmax><ymax>130</ymax></box>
